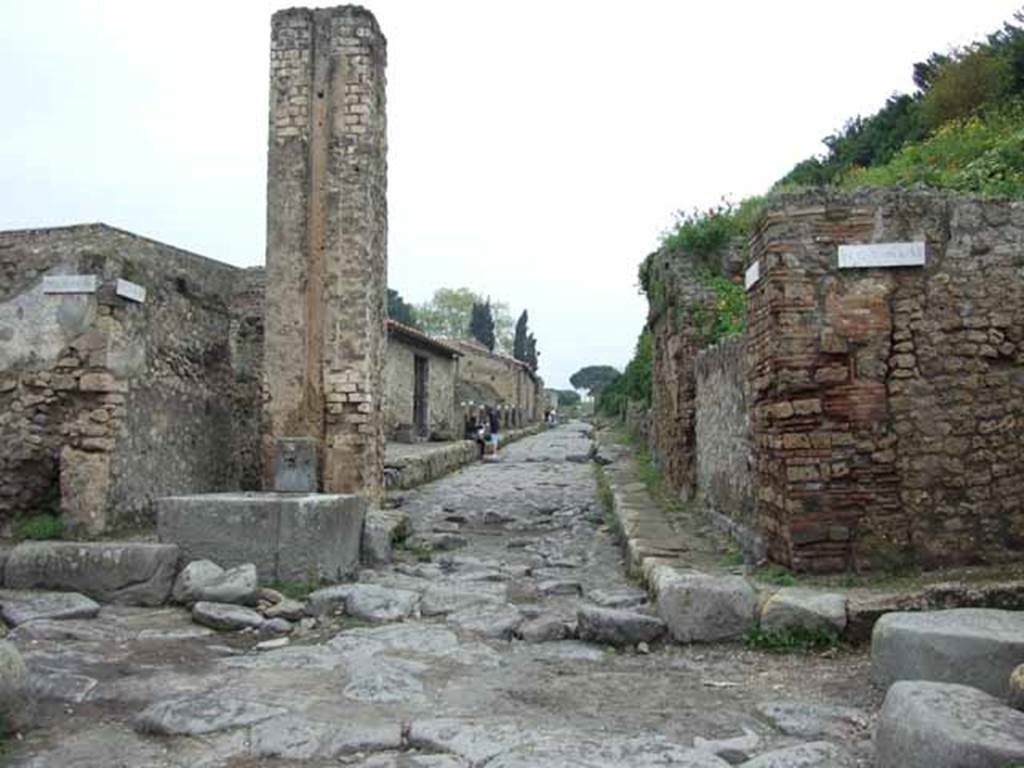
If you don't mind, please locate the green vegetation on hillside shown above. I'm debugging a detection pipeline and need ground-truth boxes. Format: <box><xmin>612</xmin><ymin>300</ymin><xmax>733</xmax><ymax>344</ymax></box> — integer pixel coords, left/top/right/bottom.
<box><xmin>616</xmin><ymin>12</ymin><xmax>1024</xmax><ymax>421</ymax></box>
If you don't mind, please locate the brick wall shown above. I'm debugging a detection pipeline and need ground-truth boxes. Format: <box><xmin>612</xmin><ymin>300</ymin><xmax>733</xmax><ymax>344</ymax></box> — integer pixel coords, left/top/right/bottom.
<box><xmin>748</xmin><ymin>189</ymin><xmax>1024</xmax><ymax>571</ymax></box>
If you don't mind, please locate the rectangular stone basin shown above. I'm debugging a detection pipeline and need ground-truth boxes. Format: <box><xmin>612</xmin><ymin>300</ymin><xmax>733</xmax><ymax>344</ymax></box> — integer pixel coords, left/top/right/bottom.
<box><xmin>156</xmin><ymin>492</ymin><xmax>364</xmax><ymax>583</ymax></box>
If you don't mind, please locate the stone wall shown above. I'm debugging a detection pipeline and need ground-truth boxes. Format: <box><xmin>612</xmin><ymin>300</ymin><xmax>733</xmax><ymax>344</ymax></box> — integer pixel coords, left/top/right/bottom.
<box><xmin>644</xmin><ymin>241</ymin><xmax>745</xmax><ymax>498</ymax></box>
<box><xmin>748</xmin><ymin>189</ymin><xmax>1024</xmax><ymax>571</ymax></box>
<box><xmin>444</xmin><ymin>338</ymin><xmax>544</xmax><ymax>426</ymax></box>
<box><xmin>384</xmin><ymin>322</ymin><xmax>458</xmax><ymax>441</ymax></box>
<box><xmin>0</xmin><ymin>224</ymin><xmax>260</xmax><ymax>532</ymax></box>
<box><xmin>694</xmin><ymin>336</ymin><xmax>757</xmax><ymax>554</ymax></box>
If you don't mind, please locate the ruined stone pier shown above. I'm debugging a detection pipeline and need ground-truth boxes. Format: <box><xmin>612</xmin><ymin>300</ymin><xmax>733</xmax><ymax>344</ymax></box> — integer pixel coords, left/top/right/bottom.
<box><xmin>263</xmin><ymin>6</ymin><xmax>388</xmax><ymax>501</ymax></box>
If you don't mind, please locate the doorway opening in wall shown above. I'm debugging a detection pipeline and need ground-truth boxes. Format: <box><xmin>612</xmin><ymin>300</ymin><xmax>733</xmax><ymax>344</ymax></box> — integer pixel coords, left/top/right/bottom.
<box><xmin>413</xmin><ymin>355</ymin><xmax>428</xmax><ymax>439</ymax></box>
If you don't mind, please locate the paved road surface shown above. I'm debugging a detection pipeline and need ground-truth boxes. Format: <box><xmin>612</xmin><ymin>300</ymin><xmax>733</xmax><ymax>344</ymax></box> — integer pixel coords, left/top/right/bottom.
<box><xmin>7</xmin><ymin>422</ymin><xmax>876</xmax><ymax>766</ymax></box>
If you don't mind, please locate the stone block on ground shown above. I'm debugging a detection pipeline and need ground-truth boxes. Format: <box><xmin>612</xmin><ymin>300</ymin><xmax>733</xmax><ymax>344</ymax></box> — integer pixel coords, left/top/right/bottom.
<box><xmin>874</xmin><ymin>680</ymin><xmax>1024</xmax><ymax>768</ymax></box>
<box><xmin>0</xmin><ymin>590</ymin><xmax>101</xmax><ymax>626</ymax></box>
<box><xmin>652</xmin><ymin>566</ymin><xmax>756</xmax><ymax>642</ymax></box>
<box><xmin>0</xmin><ymin>640</ymin><xmax>29</xmax><ymax>730</ymax></box>
<box><xmin>577</xmin><ymin>605</ymin><xmax>665</xmax><ymax>647</ymax></box>
<box><xmin>759</xmin><ymin>588</ymin><xmax>847</xmax><ymax>635</ymax></box>
<box><xmin>4</xmin><ymin>542</ymin><xmax>179</xmax><ymax>606</ymax></box>
<box><xmin>157</xmin><ymin>492</ymin><xmax>364</xmax><ymax>583</ymax></box>
<box><xmin>192</xmin><ymin>601</ymin><xmax>266</xmax><ymax>632</ymax></box>
<box><xmin>517</xmin><ymin>614</ymin><xmax>569</xmax><ymax>643</ymax></box>
<box><xmin>344</xmin><ymin>584</ymin><xmax>420</xmax><ymax>623</ymax></box>
<box><xmin>172</xmin><ymin>561</ymin><xmax>258</xmax><ymax>606</ymax></box>
<box><xmin>871</xmin><ymin>608</ymin><xmax>1024</xmax><ymax>697</ymax></box>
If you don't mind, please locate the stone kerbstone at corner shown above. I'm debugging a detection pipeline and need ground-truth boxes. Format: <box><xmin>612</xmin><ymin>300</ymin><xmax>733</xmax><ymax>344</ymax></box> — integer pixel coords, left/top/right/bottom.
<box><xmin>874</xmin><ymin>681</ymin><xmax>1024</xmax><ymax>768</ymax></box>
<box><xmin>4</xmin><ymin>542</ymin><xmax>179</xmax><ymax>606</ymax></box>
<box><xmin>760</xmin><ymin>588</ymin><xmax>847</xmax><ymax>636</ymax></box>
<box><xmin>652</xmin><ymin>566</ymin><xmax>756</xmax><ymax>643</ymax></box>
<box><xmin>157</xmin><ymin>492</ymin><xmax>364</xmax><ymax>584</ymax></box>
<box><xmin>871</xmin><ymin>608</ymin><xmax>1024</xmax><ymax>697</ymax></box>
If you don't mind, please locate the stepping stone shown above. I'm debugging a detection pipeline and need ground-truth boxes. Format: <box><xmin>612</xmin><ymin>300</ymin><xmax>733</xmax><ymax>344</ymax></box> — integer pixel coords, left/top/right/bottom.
<box><xmin>0</xmin><ymin>590</ymin><xmax>100</xmax><ymax>626</ymax></box>
<box><xmin>874</xmin><ymin>681</ymin><xmax>1024</xmax><ymax>768</ymax></box>
<box><xmin>192</xmin><ymin>601</ymin><xmax>265</xmax><ymax>631</ymax></box>
<box><xmin>651</xmin><ymin>566</ymin><xmax>756</xmax><ymax>643</ymax></box>
<box><xmin>872</xmin><ymin>608</ymin><xmax>1024</xmax><ymax>697</ymax></box>
<box><xmin>755</xmin><ymin>700</ymin><xmax>868</xmax><ymax>741</ymax></box>
<box><xmin>738</xmin><ymin>741</ymin><xmax>855</xmax><ymax>767</ymax></box>
<box><xmin>577</xmin><ymin>605</ymin><xmax>665</xmax><ymax>647</ymax></box>
<box><xmin>5</xmin><ymin>541</ymin><xmax>179</xmax><ymax>606</ymax></box>
<box><xmin>760</xmin><ymin>588</ymin><xmax>847</xmax><ymax>635</ymax></box>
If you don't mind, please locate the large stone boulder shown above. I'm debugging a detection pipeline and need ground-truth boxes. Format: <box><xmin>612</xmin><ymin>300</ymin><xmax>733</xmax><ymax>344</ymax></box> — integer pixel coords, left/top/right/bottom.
<box><xmin>577</xmin><ymin>605</ymin><xmax>665</xmax><ymax>647</ymax></box>
<box><xmin>759</xmin><ymin>588</ymin><xmax>847</xmax><ymax>635</ymax></box>
<box><xmin>4</xmin><ymin>542</ymin><xmax>179</xmax><ymax>606</ymax></box>
<box><xmin>652</xmin><ymin>566</ymin><xmax>756</xmax><ymax>643</ymax></box>
<box><xmin>874</xmin><ymin>681</ymin><xmax>1024</xmax><ymax>768</ymax></box>
<box><xmin>872</xmin><ymin>608</ymin><xmax>1024</xmax><ymax>697</ymax></box>
<box><xmin>172</xmin><ymin>561</ymin><xmax>258</xmax><ymax>606</ymax></box>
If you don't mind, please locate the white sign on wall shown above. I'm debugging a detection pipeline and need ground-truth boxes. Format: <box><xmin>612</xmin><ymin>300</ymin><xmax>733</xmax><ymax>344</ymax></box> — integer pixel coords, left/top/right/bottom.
<box><xmin>42</xmin><ymin>275</ymin><xmax>98</xmax><ymax>294</ymax></box>
<box><xmin>744</xmin><ymin>260</ymin><xmax>761</xmax><ymax>291</ymax></box>
<box><xmin>838</xmin><ymin>241</ymin><xmax>926</xmax><ymax>269</ymax></box>
<box><xmin>116</xmin><ymin>279</ymin><xmax>147</xmax><ymax>304</ymax></box>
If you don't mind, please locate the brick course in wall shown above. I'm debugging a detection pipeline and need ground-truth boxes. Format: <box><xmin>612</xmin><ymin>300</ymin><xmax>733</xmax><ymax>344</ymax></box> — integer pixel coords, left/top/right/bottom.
<box><xmin>747</xmin><ymin>189</ymin><xmax>1024</xmax><ymax>572</ymax></box>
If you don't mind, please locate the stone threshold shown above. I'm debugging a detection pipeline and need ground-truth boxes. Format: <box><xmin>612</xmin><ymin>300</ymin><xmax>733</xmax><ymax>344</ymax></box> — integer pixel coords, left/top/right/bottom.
<box><xmin>597</xmin><ymin>432</ymin><xmax>1024</xmax><ymax>644</ymax></box>
<box><xmin>383</xmin><ymin>423</ymin><xmax>548</xmax><ymax>491</ymax></box>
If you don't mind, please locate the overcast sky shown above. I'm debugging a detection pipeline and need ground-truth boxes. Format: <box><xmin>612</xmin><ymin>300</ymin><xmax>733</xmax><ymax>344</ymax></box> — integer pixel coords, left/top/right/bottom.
<box><xmin>1</xmin><ymin>1</ymin><xmax>1020</xmax><ymax>388</ymax></box>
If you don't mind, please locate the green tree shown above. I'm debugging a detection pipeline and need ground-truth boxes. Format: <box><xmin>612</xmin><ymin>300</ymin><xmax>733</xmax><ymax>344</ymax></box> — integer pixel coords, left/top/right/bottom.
<box><xmin>386</xmin><ymin>288</ymin><xmax>418</xmax><ymax>327</ymax></box>
<box><xmin>598</xmin><ymin>329</ymin><xmax>653</xmax><ymax>416</ymax></box>
<box><xmin>569</xmin><ymin>365</ymin><xmax>621</xmax><ymax>398</ymax></box>
<box><xmin>469</xmin><ymin>300</ymin><xmax>496</xmax><ymax>351</ymax></box>
<box><xmin>416</xmin><ymin>287</ymin><xmax>514</xmax><ymax>350</ymax></box>
<box><xmin>513</xmin><ymin>310</ymin><xmax>529</xmax><ymax>361</ymax></box>
<box><xmin>554</xmin><ymin>389</ymin><xmax>581</xmax><ymax>407</ymax></box>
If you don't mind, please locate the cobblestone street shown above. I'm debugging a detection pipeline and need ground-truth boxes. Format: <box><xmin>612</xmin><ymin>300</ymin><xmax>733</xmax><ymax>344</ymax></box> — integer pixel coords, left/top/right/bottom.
<box><xmin>8</xmin><ymin>424</ymin><xmax>878</xmax><ymax>767</ymax></box>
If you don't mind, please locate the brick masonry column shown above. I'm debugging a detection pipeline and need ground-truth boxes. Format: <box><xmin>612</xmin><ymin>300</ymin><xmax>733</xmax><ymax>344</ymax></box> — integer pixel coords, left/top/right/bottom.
<box><xmin>263</xmin><ymin>6</ymin><xmax>387</xmax><ymax>501</ymax></box>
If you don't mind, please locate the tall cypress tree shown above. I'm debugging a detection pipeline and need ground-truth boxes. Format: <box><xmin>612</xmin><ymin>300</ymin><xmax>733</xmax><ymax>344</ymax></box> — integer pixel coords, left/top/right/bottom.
<box><xmin>469</xmin><ymin>300</ymin><xmax>496</xmax><ymax>351</ymax></box>
<box><xmin>513</xmin><ymin>310</ymin><xmax>529</xmax><ymax>362</ymax></box>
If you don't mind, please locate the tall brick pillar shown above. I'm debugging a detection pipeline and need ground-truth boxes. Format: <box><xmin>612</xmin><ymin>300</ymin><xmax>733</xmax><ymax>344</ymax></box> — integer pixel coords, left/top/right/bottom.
<box><xmin>263</xmin><ymin>6</ymin><xmax>387</xmax><ymax>501</ymax></box>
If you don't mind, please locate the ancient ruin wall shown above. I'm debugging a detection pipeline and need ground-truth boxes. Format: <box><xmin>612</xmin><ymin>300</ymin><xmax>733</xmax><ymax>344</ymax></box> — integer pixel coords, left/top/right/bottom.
<box><xmin>264</xmin><ymin>6</ymin><xmax>388</xmax><ymax>499</ymax></box>
<box><xmin>384</xmin><ymin>338</ymin><xmax>458</xmax><ymax>441</ymax></box>
<box><xmin>694</xmin><ymin>336</ymin><xmax>756</xmax><ymax>552</ymax></box>
<box><xmin>644</xmin><ymin>243</ymin><xmax>745</xmax><ymax>498</ymax></box>
<box><xmin>748</xmin><ymin>189</ymin><xmax>1024</xmax><ymax>571</ymax></box>
<box><xmin>0</xmin><ymin>225</ymin><xmax>260</xmax><ymax>531</ymax></box>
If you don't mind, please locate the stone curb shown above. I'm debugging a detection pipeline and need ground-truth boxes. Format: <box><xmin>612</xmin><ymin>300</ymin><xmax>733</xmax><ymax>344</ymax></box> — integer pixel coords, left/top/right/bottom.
<box><xmin>598</xmin><ymin>435</ymin><xmax>1024</xmax><ymax>644</ymax></box>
